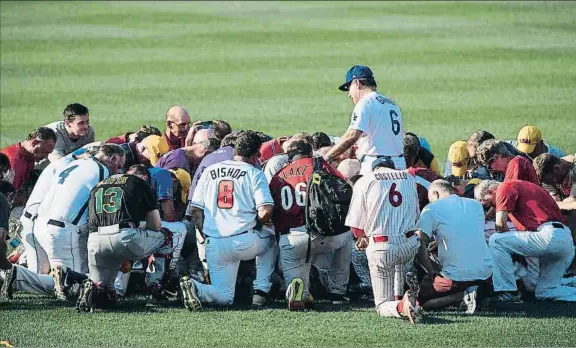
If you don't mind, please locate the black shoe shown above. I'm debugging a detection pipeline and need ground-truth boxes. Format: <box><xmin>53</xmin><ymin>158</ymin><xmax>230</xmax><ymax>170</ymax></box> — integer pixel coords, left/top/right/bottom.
<box><xmin>76</xmin><ymin>279</ymin><xmax>95</xmax><ymax>313</ymax></box>
<box><xmin>326</xmin><ymin>293</ymin><xmax>350</xmax><ymax>305</ymax></box>
<box><xmin>252</xmin><ymin>290</ymin><xmax>270</xmax><ymax>306</ymax></box>
<box><xmin>1</xmin><ymin>265</ymin><xmax>17</xmax><ymax>299</ymax></box>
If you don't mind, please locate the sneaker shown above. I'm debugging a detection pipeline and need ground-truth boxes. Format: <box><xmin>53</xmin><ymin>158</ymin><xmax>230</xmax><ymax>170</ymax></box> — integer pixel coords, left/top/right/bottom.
<box><xmin>252</xmin><ymin>290</ymin><xmax>270</xmax><ymax>307</ymax></box>
<box><xmin>1</xmin><ymin>265</ymin><xmax>17</xmax><ymax>299</ymax></box>
<box><xmin>286</xmin><ymin>277</ymin><xmax>305</xmax><ymax>311</ymax></box>
<box><xmin>76</xmin><ymin>279</ymin><xmax>95</xmax><ymax>313</ymax></box>
<box><xmin>52</xmin><ymin>266</ymin><xmax>67</xmax><ymax>301</ymax></box>
<box><xmin>179</xmin><ymin>276</ymin><xmax>202</xmax><ymax>311</ymax></box>
<box><xmin>401</xmin><ymin>290</ymin><xmax>424</xmax><ymax>324</ymax></box>
<box><xmin>326</xmin><ymin>292</ymin><xmax>350</xmax><ymax>305</ymax></box>
<box><xmin>486</xmin><ymin>292</ymin><xmax>523</xmax><ymax>304</ymax></box>
<box><xmin>463</xmin><ymin>285</ymin><xmax>478</xmax><ymax>315</ymax></box>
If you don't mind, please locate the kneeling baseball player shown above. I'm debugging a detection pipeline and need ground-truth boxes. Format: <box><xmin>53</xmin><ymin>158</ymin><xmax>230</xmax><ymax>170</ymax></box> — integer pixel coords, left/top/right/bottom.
<box><xmin>345</xmin><ymin>157</ymin><xmax>424</xmax><ymax>323</ymax></box>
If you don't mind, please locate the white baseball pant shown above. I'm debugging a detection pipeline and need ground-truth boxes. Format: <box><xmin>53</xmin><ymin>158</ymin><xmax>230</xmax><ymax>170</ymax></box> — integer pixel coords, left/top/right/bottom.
<box><xmin>33</xmin><ymin>218</ymin><xmax>88</xmax><ymax>273</ymax></box>
<box><xmin>490</xmin><ymin>222</ymin><xmax>576</xmax><ymax>301</ymax></box>
<box><xmin>20</xmin><ymin>213</ymin><xmax>50</xmax><ymax>274</ymax></box>
<box><xmin>192</xmin><ymin>229</ymin><xmax>277</xmax><ymax>306</ymax></box>
<box><xmin>279</xmin><ymin>227</ymin><xmax>353</xmax><ymax>298</ymax></box>
<box><xmin>366</xmin><ymin>235</ymin><xmax>419</xmax><ymax>317</ymax></box>
<box><xmin>360</xmin><ymin>156</ymin><xmax>406</xmax><ymax>175</ymax></box>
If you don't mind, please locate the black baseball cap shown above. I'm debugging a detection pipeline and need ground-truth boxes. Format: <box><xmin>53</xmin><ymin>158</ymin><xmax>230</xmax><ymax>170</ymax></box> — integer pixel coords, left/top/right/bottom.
<box><xmin>338</xmin><ymin>65</ymin><xmax>374</xmax><ymax>91</ymax></box>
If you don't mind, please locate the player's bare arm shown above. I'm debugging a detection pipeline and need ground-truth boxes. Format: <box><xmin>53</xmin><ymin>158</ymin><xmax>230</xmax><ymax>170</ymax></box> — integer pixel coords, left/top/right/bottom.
<box><xmin>324</xmin><ymin>129</ymin><xmax>362</xmax><ymax>162</ymax></box>
<box><xmin>257</xmin><ymin>205</ymin><xmax>274</xmax><ymax>225</ymax></box>
<box><xmin>189</xmin><ymin>206</ymin><xmax>205</xmax><ymax>237</ymax></box>
<box><xmin>145</xmin><ymin>209</ymin><xmax>162</xmax><ymax>232</ymax></box>
<box><xmin>495</xmin><ymin>210</ymin><xmax>509</xmax><ymax>232</ymax></box>
<box><xmin>160</xmin><ymin>200</ymin><xmax>177</xmax><ymax>222</ymax></box>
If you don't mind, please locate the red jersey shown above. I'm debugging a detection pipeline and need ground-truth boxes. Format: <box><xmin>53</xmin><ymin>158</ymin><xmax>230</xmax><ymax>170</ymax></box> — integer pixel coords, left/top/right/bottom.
<box><xmin>105</xmin><ymin>133</ymin><xmax>132</xmax><ymax>145</ymax></box>
<box><xmin>407</xmin><ymin>167</ymin><xmax>442</xmax><ymax>211</ymax></box>
<box><xmin>0</xmin><ymin>143</ymin><xmax>35</xmax><ymax>190</ymax></box>
<box><xmin>269</xmin><ymin>158</ymin><xmax>343</xmax><ymax>232</ymax></box>
<box><xmin>504</xmin><ymin>156</ymin><xmax>539</xmax><ymax>185</ymax></box>
<box><xmin>496</xmin><ymin>179</ymin><xmax>566</xmax><ymax>231</ymax></box>
<box><xmin>260</xmin><ymin>138</ymin><xmax>283</xmax><ymax>164</ymax></box>
<box><xmin>163</xmin><ymin>132</ymin><xmax>186</xmax><ymax>151</ymax></box>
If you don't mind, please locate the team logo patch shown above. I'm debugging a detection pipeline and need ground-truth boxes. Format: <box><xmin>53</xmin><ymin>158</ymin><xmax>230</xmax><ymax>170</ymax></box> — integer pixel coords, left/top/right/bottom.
<box><xmin>351</xmin><ymin>113</ymin><xmax>358</xmax><ymax>122</ymax></box>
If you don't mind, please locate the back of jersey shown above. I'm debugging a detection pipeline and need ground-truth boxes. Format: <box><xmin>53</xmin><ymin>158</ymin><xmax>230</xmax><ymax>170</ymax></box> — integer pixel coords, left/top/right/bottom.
<box><xmin>346</xmin><ymin>169</ymin><xmax>418</xmax><ymax>237</ymax></box>
<box><xmin>190</xmin><ymin>160</ymin><xmax>273</xmax><ymax>238</ymax></box>
<box><xmin>37</xmin><ymin>158</ymin><xmax>109</xmax><ymax>225</ymax></box>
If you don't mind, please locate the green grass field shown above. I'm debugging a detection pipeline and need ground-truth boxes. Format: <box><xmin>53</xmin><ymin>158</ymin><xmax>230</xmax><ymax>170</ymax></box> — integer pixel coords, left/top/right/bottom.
<box><xmin>2</xmin><ymin>1</ymin><xmax>576</xmax><ymax>346</ymax></box>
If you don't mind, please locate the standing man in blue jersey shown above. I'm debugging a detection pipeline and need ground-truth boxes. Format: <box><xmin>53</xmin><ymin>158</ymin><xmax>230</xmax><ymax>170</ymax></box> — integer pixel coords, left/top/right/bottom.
<box><xmin>324</xmin><ymin>65</ymin><xmax>406</xmax><ymax>174</ymax></box>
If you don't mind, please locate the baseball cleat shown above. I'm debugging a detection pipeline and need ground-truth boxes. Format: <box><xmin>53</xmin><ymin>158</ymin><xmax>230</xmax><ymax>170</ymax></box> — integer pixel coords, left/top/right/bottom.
<box><xmin>286</xmin><ymin>277</ymin><xmax>305</xmax><ymax>311</ymax></box>
<box><xmin>179</xmin><ymin>276</ymin><xmax>202</xmax><ymax>312</ymax></box>
<box><xmin>76</xmin><ymin>279</ymin><xmax>95</xmax><ymax>313</ymax></box>
<box><xmin>406</xmin><ymin>271</ymin><xmax>420</xmax><ymax>298</ymax></box>
<box><xmin>485</xmin><ymin>292</ymin><xmax>523</xmax><ymax>304</ymax></box>
<box><xmin>252</xmin><ymin>290</ymin><xmax>270</xmax><ymax>307</ymax></box>
<box><xmin>463</xmin><ymin>285</ymin><xmax>478</xmax><ymax>315</ymax></box>
<box><xmin>401</xmin><ymin>290</ymin><xmax>424</xmax><ymax>324</ymax></box>
<box><xmin>1</xmin><ymin>264</ymin><xmax>17</xmax><ymax>299</ymax></box>
<box><xmin>52</xmin><ymin>266</ymin><xmax>67</xmax><ymax>301</ymax></box>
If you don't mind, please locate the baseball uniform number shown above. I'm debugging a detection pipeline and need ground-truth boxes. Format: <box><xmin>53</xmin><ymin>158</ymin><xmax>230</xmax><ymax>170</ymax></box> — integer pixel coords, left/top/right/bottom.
<box><xmin>280</xmin><ymin>183</ymin><xmax>306</xmax><ymax>211</ymax></box>
<box><xmin>389</xmin><ymin>110</ymin><xmax>401</xmax><ymax>136</ymax></box>
<box><xmin>217</xmin><ymin>180</ymin><xmax>234</xmax><ymax>209</ymax></box>
<box><xmin>388</xmin><ymin>183</ymin><xmax>403</xmax><ymax>207</ymax></box>
<box><xmin>94</xmin><ymin>187</ymin><xmax>123</xmax><ymax>214</ymax></box>
<box><xmin>58</xmin><ymin>165</ymin><xmax>79</xmax><ymax>184</ymax></box>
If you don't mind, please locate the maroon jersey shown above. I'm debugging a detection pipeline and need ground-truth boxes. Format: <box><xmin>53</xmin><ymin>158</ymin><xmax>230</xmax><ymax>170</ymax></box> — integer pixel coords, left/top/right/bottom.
<box><xmin>407</xmin><ymin>167</ymin><xmax>442</xmax><ymax>211</ymax></box>
<box><xmin>269</xmin><ymin>158</ymin><xmax>342</xmax><ymax>232</ymax></box>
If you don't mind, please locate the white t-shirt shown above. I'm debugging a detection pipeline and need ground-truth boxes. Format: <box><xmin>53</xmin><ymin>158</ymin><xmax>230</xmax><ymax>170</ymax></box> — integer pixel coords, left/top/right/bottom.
<box><xmin>190</xmin><ymin>160</ymin><xmax>274</xmax><ymax>238</ymax></box>
<box><xmin>36</xmin><ymin>157</ymin><xmax>109</xmax><ymax>225</ymax></box>
<box><xmin>24</xmin><ymin>153</ymin><xmax>77</xmax><ymax>216</ymax></box>
<box><xmin>418</xmin><ymin>194</ymin><xmax>492</xmax><ymax>282</ymax></box>
<box><xmin>263</xmin><ymin>154</ymin><xmax>289</xmax><ymax>183</ymax></box>
<box><xmin>349</xmin><ymin>91</ymin><xmax>404</xmax><ymax>157</ymax></box>
<box><xmin>346</xmin><ymin>168</ymin><xmax>419</xmax><ymax>237</ymax></box>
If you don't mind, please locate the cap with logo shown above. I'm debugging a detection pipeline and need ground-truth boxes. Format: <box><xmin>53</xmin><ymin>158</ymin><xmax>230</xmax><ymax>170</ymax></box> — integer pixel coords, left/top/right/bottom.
<box><xmin>141</xmin><ymin>135</ymin><xmax>169</xmax><ymax>166</ymax></box>
<box><xmin>169</xmin><ymin>168</ymin><xmax>191</xmax><ymax>204</ymax></box>
<box><xmin>448</xmin><ymin>140</ymin><xmax>469</xmax><ymax>177</ymax></box>
<box><xmin>338</xmin><ymin>65</ymin><xmax>374</xmax><ymax>91</ymax></box>
<box><xmin>516</xmin><ymin>125</ymin><xmax>542</xmax><ymax>154</ymax></box>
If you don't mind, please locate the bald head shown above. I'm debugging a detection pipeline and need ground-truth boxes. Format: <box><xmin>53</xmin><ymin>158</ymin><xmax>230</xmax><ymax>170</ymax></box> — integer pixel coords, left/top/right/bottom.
<box><xmin>428</xmin><ymin>179</ymin><xmax>455</xmax><ymax>203</ymax></box>
<box><xmin>166</xmin><ymin>105</ymin><xmax>190</xmax><ymax>137</ymax></box>
<box><xmin>193</xmin><ymin>128</ymin><xmax>215</xmax><ymax>143</ymax></box>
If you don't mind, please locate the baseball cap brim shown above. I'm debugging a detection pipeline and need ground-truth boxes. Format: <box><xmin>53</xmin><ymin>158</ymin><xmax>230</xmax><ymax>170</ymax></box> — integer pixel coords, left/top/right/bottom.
<box><xmin>338</xmin><ymin>82</ymin><xmax>351</xmax><ymax>92</ymax></box>
<box><xmin>517</xmin><ymin>142</ymin><xmax>536</xmax><ymax>154</ymax></box>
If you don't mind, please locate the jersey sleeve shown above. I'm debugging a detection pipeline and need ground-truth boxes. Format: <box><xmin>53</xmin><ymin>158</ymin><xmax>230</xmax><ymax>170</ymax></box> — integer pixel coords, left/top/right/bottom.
<box><xmin>345</xmin><ymin>180</ymin><xmax>368</xmax><ymax>230</ymax></box>
<box><xmin>189</xmin><ymin>169</ymin><xmax>207</xmax><ymax>209</ymax></box>
<box><xmin>504</xmin><ymin>157</ymin><xmax>521</xmax><ymax>182</ymax></box>
<box><xmin>154</xmin><ymin>169</ymin><xmax>174</xmax><ymax>201</ymax></box>
<box><xmin>495</xmin><ymin>183</ymin><xmax>518</xmax><ymax>213</ymax></box>
<box><xmin>253</xmin><ymin>170</ymin><xmax>274</xmax><ymax>208</ymax></box>
<box><xmin>264</xmin><ymin>155</ymin><xmax>288</xmax><ymax>183</ymax></box>
<box><xmin>417</xmin><ymin>207</ymin><xmax>437</xmax><ymax>238</ymax></box>
<box><xmin>347</xmin><ymin>99</ymin><xmax>370</xmax><ymax>133</ymax></box>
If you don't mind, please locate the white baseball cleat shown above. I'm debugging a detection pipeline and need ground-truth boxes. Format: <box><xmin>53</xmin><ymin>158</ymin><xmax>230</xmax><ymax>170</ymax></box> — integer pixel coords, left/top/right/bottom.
<box><xmin>180</xmin><ymin>276</ymin><xmax>202</xmax><ymax>312</ymax></box>
<box><xmin>463</xmin><ymin>285</ymin><xmax>478</xmax><ymax>315</ymax></box>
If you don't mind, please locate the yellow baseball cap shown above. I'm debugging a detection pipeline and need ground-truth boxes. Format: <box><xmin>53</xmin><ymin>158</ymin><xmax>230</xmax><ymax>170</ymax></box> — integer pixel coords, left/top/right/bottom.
<box><xmin>516</xmin><ymin>125</ymin><xmax>542</xmax><ymax>154</ymax></box>
<box><xmin>169</xmin><ymin>168</ymin><xmax>191</xmax><ymax>204</ymax></box>
<box><xmin>448</xmin><ymin>140</ymin><xmax>469</xmax><ymax>177</ymax></box>
<box><xmin>141</xmin><ymin>135</ymin><xmax>169</xmax><ymax>165</ymax></box>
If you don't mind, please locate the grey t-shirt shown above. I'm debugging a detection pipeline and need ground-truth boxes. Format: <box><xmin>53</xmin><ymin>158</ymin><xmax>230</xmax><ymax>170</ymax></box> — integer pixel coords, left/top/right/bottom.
<box><xmin>46</xmin><ymin>121</ymin><xmax>95</xmax><ymax>162</ymax></box>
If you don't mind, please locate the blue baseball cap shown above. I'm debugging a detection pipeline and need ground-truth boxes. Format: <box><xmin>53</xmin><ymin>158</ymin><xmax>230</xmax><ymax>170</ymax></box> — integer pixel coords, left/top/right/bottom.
<box><xmin>338</xmin><ymin>65</ymin><xmax>374</xmax><ymax>91</ymax></box>
<box><xmin>372</xmin><ymin>156</ymin><xmax>395</xmax><ymax>171</ymax></box>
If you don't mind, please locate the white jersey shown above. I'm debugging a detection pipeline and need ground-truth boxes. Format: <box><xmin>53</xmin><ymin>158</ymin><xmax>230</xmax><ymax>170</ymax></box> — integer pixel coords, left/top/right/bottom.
<box><xmin>349</xmin><ymin>91</ymin><xmax>404</xmax><ymax>157</ymax></box>
<box><xmin>190</xmin><ymin>160</ymin><xmax>274</xmax><ymax>238</ymax></box>
<box><xmin>36</xmin><ymin>157</ymin><xmax>109</xmax><ymax>225</ymax></box>
<box><xmin>346</xmin><ymin>168</ymin><xmax>418</xmax><ymax>237</ymax></box>
<box><xmin>24</xmin><ymin>153</ymin><xmax>78</xmax><ymax>216</ymax></box>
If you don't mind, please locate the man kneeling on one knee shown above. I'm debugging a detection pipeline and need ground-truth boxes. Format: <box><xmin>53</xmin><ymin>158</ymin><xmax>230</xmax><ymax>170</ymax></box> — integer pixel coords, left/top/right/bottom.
<box><xmin>416</xmin><ymin>180</ymin><xmax>492</xmax><ymax>314</ymax></box>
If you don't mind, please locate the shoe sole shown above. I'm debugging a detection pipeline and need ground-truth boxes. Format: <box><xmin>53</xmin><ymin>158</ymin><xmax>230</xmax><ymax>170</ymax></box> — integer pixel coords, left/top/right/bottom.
<box><xmin>463</xmin><ymin>287</ymin><xmax>478</xmax><ymax>315</ymax></box>
<box><xmin>403</xmin><ymin>291</ymin><xmax>423</xmax><ymax>324</ymax></box>
<box><xmin>76</xmin><ymin>280</ymin><xmax>95</xmax><ymax>313</ymax></box>
<box><xmin>287</xmin><ymin>278</ymin><xmax>305</xmax><ymax>311</ymax></box>
<box><xmin>1</xmin><ymin>265</ymin><xmax>16</xmax><ymax>299</ymax></box>
<box><xmin>406</xmin><ymin>272</ymin><xmax>419</xmax><ymax>298</ymax></box>
<box><xmin>52</xmin><ymin>266</ymin><xmax>67</xmax><ymax>301</ymax></box>
<box><xmin>180</xmin><ymin>277</ymin><xmax>202</xmax><ymax>312</ymax></box>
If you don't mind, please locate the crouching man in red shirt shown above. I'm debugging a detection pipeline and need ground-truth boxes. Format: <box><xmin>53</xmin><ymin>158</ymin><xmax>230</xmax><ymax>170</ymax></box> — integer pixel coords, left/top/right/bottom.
<box><xmin>475</xmin><ymin>179</ymin><xmax>575</xmax><ymax>303</ymax></box>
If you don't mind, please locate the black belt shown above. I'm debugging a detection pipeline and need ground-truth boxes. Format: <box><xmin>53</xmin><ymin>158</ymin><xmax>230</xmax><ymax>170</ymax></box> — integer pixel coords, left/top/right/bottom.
<box><xmin>551</xmin><ymin>222</ymin><xmax>565</xmax><ymax>229</ymax></box>
<box><xmin>48</xmin><ymin>219</ymin><xmax>65</xmax><ymax>228</ymax></box>
<box><xmin>279</xmin><ymin>230</ymin><xmax>290</xmax><ymax>236</ymax></box>
<box><xmin>24</xmin><ymin>211</ymin><xmax>33</xmax><ymax>219</ymax></box>
<box><xmin>89</xmin><ymin>222</ymin><xmax>134</xmax><ymax>233</ymax></box>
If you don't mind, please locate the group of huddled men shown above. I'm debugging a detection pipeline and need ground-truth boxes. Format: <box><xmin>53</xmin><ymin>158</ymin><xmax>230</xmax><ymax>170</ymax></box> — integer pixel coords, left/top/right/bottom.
<box><xmin>0</xmin><ymin>100</ymin><xmax>574</xmax><ymax>324</ymax></box>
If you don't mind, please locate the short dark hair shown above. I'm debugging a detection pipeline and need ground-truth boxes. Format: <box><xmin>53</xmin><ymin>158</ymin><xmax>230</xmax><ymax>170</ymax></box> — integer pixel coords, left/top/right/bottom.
<box><xmin>26</xmin><ymin>127</ymin><xmax>57</xmax><ymax>141</ymax></box>
<box><xmin>444</xmin><ymin>175</ymin><xmax>465</xmax><ymax>187</ymax></box>
<box><xmin>98</xmin><ymin>143</ymin><xmax>126</xmax><ymax>158</ymax></box>
<box><xmin>0</xmin><ymin>180</ymin><xmax>15</xmax><ymax>196</ymax></box>
<box><xmin>202</xmin><ymin>138</ymin><xmax>221</xmax><ymax>155</ymax></box>
<box><xmin>533</xmin><ymin>153</ymin><xmax>560</xmax><ymax>182</ymax></box>
<box><xmin>0</xmin><ymin>153</ymin><xmax>11</xmax><ymax>172</ymax></box>
<box><xmin>127</xmin><ymin>164</ymin><xmax>150</xmax><ymax>179</ymax></box>
<box><xmin>234</xmin><ymin>132</ymin><xmax>263</xmax><ymax>158</ymax></box>
<box><xmin>253</xmin><ymin>131</ymin><xmax>273</xmax><ymax>143</ymax></box>
<box><xmin>286</xmin><ymin>140</ymin><xmax>313</xmax><ymax>160</ymax></box>
<box><xmin>312</xmin><ymin>132</ymin><xmax>332</xmax><ymax>151</ymax></box>
<box><xmin>358</xmin><ymin>77</ymin><xmax>377</xmax><ymax>89</ymax></box>
<box><xmin>213</xmin><ymin>120</ymin><xmax>232</xmax><ymax>140</ymax></box>
<box><xmin>403</xmin><ymin>133</ymin><xmax>420</xmax><ymax>159</ymax></box>
<box><xmin>221</xmin><ymin>133</ymin><xmax>239</xmax><ymax>148</ymax></box>
<box><xmin>135</xmin><ymin>125</ymin><xmax>162</xmax><ymax>142</ymax></box>
<box><xmin>468</xmin><ymin>130</ymin><xmax>495</xmax><ymax>147</ymax></box>
<box><xmin>63</xmin><ymin>103</ymin><xmax>89</xmax><ymax>121</ymax></box>
<box><xmin>476</xmin><ymin>139</ymin><xmax>511</xmax><ymax>167</ymax></box>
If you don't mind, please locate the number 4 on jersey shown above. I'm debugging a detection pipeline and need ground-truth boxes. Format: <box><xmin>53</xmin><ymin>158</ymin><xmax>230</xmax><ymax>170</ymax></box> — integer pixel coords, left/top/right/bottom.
<box><xmin>58</xmin><ymin>165</ymin><xmax>79</xmax><ymax>184</ymax></box>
